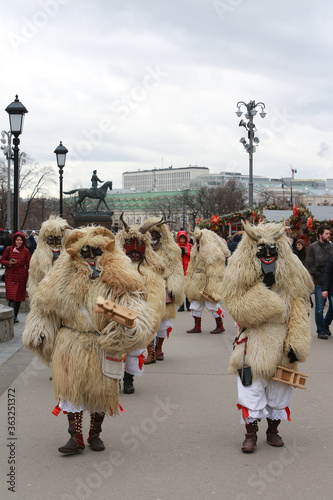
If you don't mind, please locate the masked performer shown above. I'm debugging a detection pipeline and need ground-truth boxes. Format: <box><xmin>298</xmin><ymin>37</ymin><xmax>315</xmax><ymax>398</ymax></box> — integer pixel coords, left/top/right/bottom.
<box><xmin>185</xmin><ymin>228</ymin><xmax>230</xmax><ymax>334</ymax></box>
<box><xmin>142</xmin><ymin>217</ymin><xmax>184</xmax><ymax>363</ymax></box>
<box><xmin>23</xmin><ymin>226</ymin><xmax>156</xmax><ymax>455</ymax></box>
<box><xmin>223</xmin><ymin>221</ymin><xmax>313</xmax><ymax>453</ymax></box>
<box><xmin>28</xmin><ymin>215</ymin><xmax>72</xmax><ymax>299</ymax></box>
<box><xmin>116</xmin><ymin>215</ymin><xmax>166</xmax><ymax>393</ymax></box>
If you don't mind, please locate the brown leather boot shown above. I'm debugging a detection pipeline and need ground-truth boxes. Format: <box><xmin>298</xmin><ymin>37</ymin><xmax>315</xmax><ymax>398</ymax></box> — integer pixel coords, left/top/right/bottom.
<box><xmin>210</xmin><ymin>316</ymin><xmax>225</xmax><ymax>334</ymax></box>
<box><xmin>241</xmin><ymin>421</ymin><xmax>258</xmax><ymax>453</ymax></box>
<box><xmin>155</xmin><ymin>337</ymin><xmax>165</xmax><ymax>360</ymax></box>
<box><xmin>266</xmin><ymin>418</ymin><xmax>284</xmax><ymax>447</ymax></box>
<box><xmin>144</xmin><ymin>341</ymin><xmax>156</xmax><ymax>364</ymax></box>
<box><xmin>186</xmin><ymin>316</ymin><xmax>202</xmax><ymax>333</ymax></box>
<box><xmin>88</xmin><ymin>412</ymin><xmax>105</xmax><ymax>451</ymax></box>
<box><xmin>58</xmin><ymin>411</ymin><xmax>85</xmax><ymax>454</ymax></box>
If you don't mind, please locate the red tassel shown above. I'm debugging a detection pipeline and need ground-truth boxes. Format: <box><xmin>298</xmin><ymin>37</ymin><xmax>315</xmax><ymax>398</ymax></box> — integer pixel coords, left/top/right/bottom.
<box><xmin>119</xmin><ymin>403</ymin><xmax>125</xmax><ymax>413</ymax></box>
<box><xmin>237</xmin><ymin>404</ymin><xmax>249</xmax><ymax>420</ymax></box>
<box><xmin>138</xmin><ymin>353</ymin><xmax>145</xmax><ymax>370</ymax></box>
<box><xmin>285</xmin><ymin>406</ymin><xmax>291</xmax><ymax>421</ymax></box>
<box><xmin>167</xmin><ymin>327</ymin><xmax>172</xmax><ymax>339</ymax></box>
<box><xmin>52</xmin><ymin>403</ymin><xmax>61</xmax><ymax>416</ymax></box>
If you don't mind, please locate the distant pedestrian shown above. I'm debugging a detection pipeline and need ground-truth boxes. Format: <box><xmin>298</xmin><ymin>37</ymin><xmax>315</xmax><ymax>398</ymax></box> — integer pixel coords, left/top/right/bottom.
<box><xmin>0</xmin><ymin>231</ymin><xmax>31</xmax><ymax>323</ymax></box>
<box><xmin>293</xmin><ymin>239</ymin><xmax>307</xmax><ymax>266</ymax></box>
<box><xmin>177</xmin><ymin>230</ymin><xmax>192</xmax><ymax>311</ymax></box>
<box><xmin>26</xmin><ymin>233</ymin><xmax>37</xmax><ymax>256</ymax></box>
<box><xmin>228</xmin><ymin>231</ymin><xmax>243</xmax><ymax>253</ymax></box>
<box><xmin>307</xmin><ymin>224</ymin><xmax>333</xmax><ymax>339</ymax></box>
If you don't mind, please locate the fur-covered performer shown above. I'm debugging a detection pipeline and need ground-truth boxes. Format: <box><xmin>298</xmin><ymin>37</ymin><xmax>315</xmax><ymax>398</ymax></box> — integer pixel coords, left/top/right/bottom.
<box><xmin>116</xmin><ymin>214</ymin><xmax>166</xmax><ymax>393</ymax></box>
<box><xmin>22</xmin><ymin>226</ymin><xmax>157</xmax><ymax>455</ymax></box>
<box><xmin>28</xmin><ymin>215</ymin><xmax>72</xmax><ymax>299</ymax></box>
<box><xmin>143</xmin><ymin>216</ymin><xmax>184</xmax><ymax>362</ymax></box>
<box><xmin>185</xmin><ymin>227</ymin><xmax>230</xmax><ymax>334</ymax></box>
<box><xmin>223</xmin><ymin>221</ymin><xmax>313</xmax><ymax>453</ymax></box>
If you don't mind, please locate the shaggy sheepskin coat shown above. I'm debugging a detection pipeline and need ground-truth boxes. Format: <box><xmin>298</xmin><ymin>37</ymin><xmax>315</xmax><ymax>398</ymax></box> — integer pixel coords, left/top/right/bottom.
<box><xmin>143</xmin><ymin>217</ymin><xmax>185</xmax><ymax>321</ymax></box>
<box><xmin>23</xmin><ymin>226</ymin><xmax>157</xmax><ymax>414</ymax></box>
<box><xmin>185</xmin><ymin>228</ymin><xmax>230</xmax><ymax>303</ymax></box>
<box><xmin>223</xmin><ymin>221</ymin><xmax>314</xmax><ymax>381</ymax></box>
<box><xmin>115</xmin><ymin>225</ymin><xmax>166</xmax><ymax>328</ymax></box>
<box><xmin>28</xmin><ymin>216</ymin><xmax>72</xmax><ymax>299</ymax></box>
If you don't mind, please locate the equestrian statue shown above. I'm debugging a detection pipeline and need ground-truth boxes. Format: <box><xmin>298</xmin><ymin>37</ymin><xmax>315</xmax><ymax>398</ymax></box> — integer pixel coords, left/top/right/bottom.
<box><xmin>64</xmin><ymin>176</ymin><xmax>113</xmax><ymax>212</ymax></box>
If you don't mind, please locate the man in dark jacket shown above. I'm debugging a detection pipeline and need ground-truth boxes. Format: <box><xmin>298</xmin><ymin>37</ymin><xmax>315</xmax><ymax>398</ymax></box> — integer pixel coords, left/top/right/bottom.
<box><xmin>307</xmin><ymin>224</ymin><xmax>333</xmax><ymax>339</ymax></box>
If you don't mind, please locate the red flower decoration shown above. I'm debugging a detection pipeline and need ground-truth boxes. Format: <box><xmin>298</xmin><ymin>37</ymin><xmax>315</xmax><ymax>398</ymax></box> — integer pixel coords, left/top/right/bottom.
<box><xmin>210</xmin><ymin>215</ymin><xmax>220</xmax><ymax>225</ymax></box>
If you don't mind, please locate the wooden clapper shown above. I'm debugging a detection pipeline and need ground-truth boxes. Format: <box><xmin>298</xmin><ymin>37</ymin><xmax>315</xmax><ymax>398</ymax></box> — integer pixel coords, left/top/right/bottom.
<box><xmin>272</xmin><ymin>365</ymin><xmax>308</xmax><ymax>389</ymax></box>
<box><xmin>95</xmin><ymin>296</ymin><xmax>137</xmax><ymax>328</ymax></box>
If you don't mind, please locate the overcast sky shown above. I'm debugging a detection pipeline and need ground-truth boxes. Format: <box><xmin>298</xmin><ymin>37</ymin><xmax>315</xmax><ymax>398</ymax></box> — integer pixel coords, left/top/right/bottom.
<box><xmin>0</xmin><ymin>0</ymin><xmax>333</xmax><ymax>197</ymax></box>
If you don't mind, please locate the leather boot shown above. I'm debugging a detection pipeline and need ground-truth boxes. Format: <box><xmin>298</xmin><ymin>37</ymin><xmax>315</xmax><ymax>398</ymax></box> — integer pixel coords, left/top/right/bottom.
<box><xmin>210</xmin><ymin>316</ymin><xmax>225</xmax><ymax>334</ymax></box>
<box><xmin>178</xmin><ymin>304</ymin><xmax>184</xmax><ymax>312</ymax></box>
<box><xmin>186</xmin><ymin>316</ymin><xmax>202</xmax><ymax>333</ymax></box>
<box><xmin>144</xmin><ymin>341</ymin><xmax>156</xmax><ymax>364</ymax></box>
<box><xmin>58</xmin><ymin>412</ymin><xmax>85</xmax><ymax>454</ymax></box>
<box><xmin>266</xmin><ymin>418</ymin><xmax>284</xmax><ymax>447</ymax></box>
<box><xmin>155</xmin><ymin>337</ymin><xmax>165</xmax><ymax>361</ymax></box>
<box><xmin>186</xmin><ymin>297</ymin><xmax>191</xmax><ymax>311</ymax></box>
<box><xmin>241</xmin><ymin>421</ymin><xmax>258</xmax><ymax>453</ymax></box>
<box><xmin>123</xmin><ymin>371</ymin><xmax>135</xmax><ymax>394</ymax></box>
<box><xmin>88</xmin><ymin>412</ymin><xmax>105</xmax><ymax>451</ymax></box>
<box><xmin>13</xmin><ymin>302</ymin><xmax>20</xmax><ymax>324</ymax></box>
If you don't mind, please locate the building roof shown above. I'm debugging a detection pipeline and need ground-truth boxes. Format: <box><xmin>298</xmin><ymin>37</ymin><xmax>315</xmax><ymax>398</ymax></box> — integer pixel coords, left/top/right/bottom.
<box><xmin>306</xmin><ymin>205</ymin><xmax>333</xmax><ymax>220</ymax></box>
<box><xmin>122</xmin><ymin>166</ymin><xmax>209</xmax><ymax>175</ymax></box>
<box><xmin>263</xmin><ymin>210</ymin><xmax>293</xmax><ymax>222</ymax></box>
<box><xmin>104</xmin><ymin>190</ymin><xmax>191</xmax><ymax>211</ymax></box>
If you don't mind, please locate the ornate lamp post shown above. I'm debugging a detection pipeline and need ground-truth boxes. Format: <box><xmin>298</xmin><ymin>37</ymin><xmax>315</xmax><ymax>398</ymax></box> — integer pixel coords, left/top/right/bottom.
<box><xmin>1</xmin><ymin>130</ymin><xmax>12</xmax><ymax>230</ymax></box>
<box><xmin>236</xmin><ymin>100</ymin><xmax>266</xmax><ymax>208</ymax></box>
<box><xmin>5</xmin><ymin>95</ymin><xmax>28</xmax><ymax>233</ymax></box>
<box><xmin>54</xmin><ymin>141</ymin><xmax>68</xmax><ymax>217</ymax></box>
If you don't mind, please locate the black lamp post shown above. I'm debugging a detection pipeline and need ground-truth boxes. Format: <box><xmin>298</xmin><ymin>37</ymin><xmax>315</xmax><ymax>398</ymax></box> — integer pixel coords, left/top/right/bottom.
<box><xmin>5</xmin><ymin>95</ymin><xmax>28</xmax><ymax>234</ymax></box>
<box><xmin>236</xmin><ymin>100</ymin><xmax>266</xmax><ymax>208</ymax></box>
<box><xmin>54</xmin><ymin>141</ymin><xmax>68</xmax><ymax>217</ymax></box>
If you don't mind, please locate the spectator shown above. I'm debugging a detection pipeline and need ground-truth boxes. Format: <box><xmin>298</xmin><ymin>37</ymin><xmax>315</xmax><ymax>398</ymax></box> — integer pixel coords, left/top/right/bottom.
<box><xmin>228</xmin><ymin>231</ymin><xmax>243</xmax><ymax>253</ymax></box>
<box><xmin>177</xmin><ymin>230</ymin><xmax>192</xmax><ymax>311</ymax></box>
<box><xmin>294</xmin><ymin>239</ymin><xmax>307</xmax><ymax>266</ymax></box>
<box><xmin>0</xmin><ymin>231</ymin><xmax>31</xmax><ymax>323</ymax></box>
<box><xmin>26</xmin><ymin>232</ymin><xmax>37</xmax><ymax>256</ymax></box>
<box><xmin>31</xmin><ymin>230</ymin><xmax>38</xmax><ymax>243</ymax></box>
<box><xmin>307</xmin><ymin>224</ymin><xmax>333</xmax><ymax>339</ymax></box>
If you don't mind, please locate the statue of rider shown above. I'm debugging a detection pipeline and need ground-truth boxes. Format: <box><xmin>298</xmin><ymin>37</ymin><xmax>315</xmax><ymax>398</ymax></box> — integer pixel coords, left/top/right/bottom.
<box><xmin>91</xmin><ymin>170</ymin><xmax>103</xmax><ymax>196</ymax></box>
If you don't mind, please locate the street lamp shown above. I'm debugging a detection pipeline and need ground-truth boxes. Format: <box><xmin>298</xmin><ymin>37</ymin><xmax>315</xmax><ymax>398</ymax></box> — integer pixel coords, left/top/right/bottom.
<box><xmin>5</xmin><ymin>95</ymin><xmax>28</xmax><ymax>233</ymax></box>
<box><xmin>1</xmin><ymin>130</ymin><xmax>12</xmax><ymax>230</ymax></box>
<box><xmin>235</xmin><ymin>100</ymin><xmax>266</xmax><ymax>208</ymax></box>
<box><xmin>54</xmin><ymin>141</ymin><xmax>68</xmax><ymax>217</ymax></box>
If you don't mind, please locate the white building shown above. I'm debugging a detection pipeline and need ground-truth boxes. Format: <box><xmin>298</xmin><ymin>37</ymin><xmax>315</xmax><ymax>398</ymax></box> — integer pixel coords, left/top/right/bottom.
<box><xmin>122</xmin><ymin>166</ymin><xmax>209</xmax><ymax>192</ymax></box>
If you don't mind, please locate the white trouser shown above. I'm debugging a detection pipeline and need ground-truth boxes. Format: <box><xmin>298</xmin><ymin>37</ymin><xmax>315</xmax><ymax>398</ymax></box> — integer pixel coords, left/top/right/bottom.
<box><xmin>124</xmin><ymin>348</ymin><xmax>146</xmax><ymax>377</ymax></box>
<box><xmin>156</xmin><ymin>318</ymin><xmax>173</xmax><ymax>339</ymax></box>
<box><xmin>237</xmin><ymin>376</ymin><xmax>293</xmax><ymax>424</ymax></box>
<box><xmin>190</xmin><ymin>300</ymin><xmax>222</xmax><ymax>319</ymax></box>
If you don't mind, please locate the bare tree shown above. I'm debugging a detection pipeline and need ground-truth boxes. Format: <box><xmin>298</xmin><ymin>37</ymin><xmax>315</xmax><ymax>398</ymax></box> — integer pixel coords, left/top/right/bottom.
<box><xmin>19</xmin><ymin>162</ymin><xmax>56</xmax><ymax>229</ymax></box>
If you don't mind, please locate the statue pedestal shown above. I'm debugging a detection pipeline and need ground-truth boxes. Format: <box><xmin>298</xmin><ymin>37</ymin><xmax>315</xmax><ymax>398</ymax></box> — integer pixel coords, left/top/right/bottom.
<box><xmin>73</xmin><ymin>211</ymin><xmax>114</xmax><ymax>230</ymax></box>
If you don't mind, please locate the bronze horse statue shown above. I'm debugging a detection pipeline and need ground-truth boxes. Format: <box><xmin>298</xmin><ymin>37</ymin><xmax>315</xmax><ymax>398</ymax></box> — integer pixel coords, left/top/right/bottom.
<box><xmin>64</xmin><ymin>181</ymin><xmax>113</xmax><ymax>212</ymax></box>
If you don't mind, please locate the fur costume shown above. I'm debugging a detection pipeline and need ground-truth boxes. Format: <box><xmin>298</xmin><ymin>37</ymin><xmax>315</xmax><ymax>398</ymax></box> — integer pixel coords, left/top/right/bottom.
<box><xmin>28</xmin><ymin>216</ymin><xmax>72</xmax><ymax>299</ymax></box>
<box><xmin>142</xmin><ymin>217</ymin><xmax>184</xmax><ymax>320</ymax></box>
<box><xmin>185</xmin><ymin>228</ymin><xmax>230</xmax><ymax>303</ymax></box>
<box><xmin>23</xmin><ymin>226</ymin><xmax>157</xmax><ymax>414</ymax></box>
<box><xmin>223</xmin><ymin>221</ymin><xmax>313</xmax><ymax>381</ymax></box>
<box><xmin>115</xmin><ymin>219</ymin><xmax>166</xmax><ymax>326</ymax></box>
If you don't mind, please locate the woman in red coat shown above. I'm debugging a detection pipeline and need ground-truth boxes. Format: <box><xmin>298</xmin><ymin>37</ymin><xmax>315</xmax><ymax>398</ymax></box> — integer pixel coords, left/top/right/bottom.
<box><xmin>177</xmin><ymin>230</ymin><xmax>192</xmax><ymax>311</ymax></box>
<box><xmin>1</xmin><ymin>231</ymin><xmax>31</xmax><ymax>323</ymax></box>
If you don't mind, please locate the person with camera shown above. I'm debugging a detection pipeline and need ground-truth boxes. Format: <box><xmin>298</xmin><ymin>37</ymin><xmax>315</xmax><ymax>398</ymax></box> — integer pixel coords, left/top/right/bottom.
<box><xmin>0</xmin><ymin>231</ymin><xmax>30</xmax><ymax>323</ymax></box>
<box><xmin>177</xmin><ymin>230</ymin><xmax>192</xmax><ymax>311</ymax></box>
